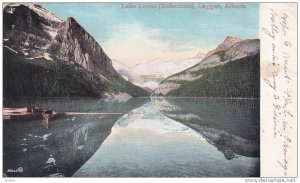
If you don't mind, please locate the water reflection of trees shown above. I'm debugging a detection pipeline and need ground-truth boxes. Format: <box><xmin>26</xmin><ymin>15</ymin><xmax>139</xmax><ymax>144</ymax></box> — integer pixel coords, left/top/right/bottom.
<box><xmin>153</xmin><ymin>98</ymin><xmax>260</xmax><ymax>160</ymax></box>
<box><xmin>3</xmin><ymin>98</ymin><xmax>149</xmax><ymax>177</ymax></box>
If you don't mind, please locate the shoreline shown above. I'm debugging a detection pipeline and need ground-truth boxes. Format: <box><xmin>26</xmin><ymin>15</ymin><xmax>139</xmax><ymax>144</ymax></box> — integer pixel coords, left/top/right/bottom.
<box><xmin>3</xmin><ymin>96</ymin><xmax>260</xmax><ymax>100</ymax></box>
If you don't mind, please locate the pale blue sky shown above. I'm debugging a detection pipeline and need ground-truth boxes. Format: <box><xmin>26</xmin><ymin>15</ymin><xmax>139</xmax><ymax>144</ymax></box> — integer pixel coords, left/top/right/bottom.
<box><xmin>42</xmin><ymin>2</ymin><xmax>259</xmax><ymax>66</ymax></box>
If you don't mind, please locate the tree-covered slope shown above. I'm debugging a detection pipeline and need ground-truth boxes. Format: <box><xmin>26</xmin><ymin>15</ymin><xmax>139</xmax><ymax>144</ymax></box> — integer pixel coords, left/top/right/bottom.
<box><xmin>3</xmin><ymin>48</ymin><xmax>149</xmax><ymax>97</ymax></box>
<box><xmin>164</xmin><ymin>53</ymin><xmax>260</xmax><ymax>97</ymax></box>
<box><xmin>154</xmin><ymin>38</ymin><xmax>260</xmax><ymax>98</ymax></box>
<box><xmin>3</xmin><ymin>3</ymin><xmax>149</xmax><ymax>98</ymax></box>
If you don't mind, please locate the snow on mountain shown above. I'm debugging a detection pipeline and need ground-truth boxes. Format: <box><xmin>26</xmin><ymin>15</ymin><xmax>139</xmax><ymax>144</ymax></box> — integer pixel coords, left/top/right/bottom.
<box><xmin>112</xmin><ymin>54</ymin><xmax>205</xmax><ymax>91</ymax></box>
<box><xmin>111</xmin><ymin>60</ymin><xmax>131</xmax><ymax>81</ymax></box>
<box><xmin>5</xmin><ymin>3</ymin><xmax>207</xmax><ymax>94</ymax></box>
<box><xmin>5</xmin><ymin>3</ymin><xmax>63</xmax><ymax>40</ymax></box>
<box><xmin>112</xmin><ymin>59</ymin><xmax>130</xmax><ymax>71</ymax></box>
<box><xmin>3</xmin><ymin>3</ymin><xmax>149</xmax><ymax>97</ymax></box>
<box><xmin>111</xmin><ymin>102</ymin><xmax>203</xmax><ymax>136</ymax></box>
<box><xmin>27</xmin><ymin>4</ymin><xmax>63</xmax><ymax>23</ymax></box>
<box><xmin>5</xmin><ymin>3</ymin><xmax>63</xmax><ymax>23</ymax></box>
<box><xmin>132</xmin><ymin>58</ymin><xmax>201</xmax><ymax>77</ymax></box>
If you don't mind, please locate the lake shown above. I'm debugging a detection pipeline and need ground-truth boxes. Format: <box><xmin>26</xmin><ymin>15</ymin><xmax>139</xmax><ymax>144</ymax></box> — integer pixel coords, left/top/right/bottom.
<box><xmin>3</xmin><ymin>97</ymin><xmax>260</xmax><ymax>177</ymax></box>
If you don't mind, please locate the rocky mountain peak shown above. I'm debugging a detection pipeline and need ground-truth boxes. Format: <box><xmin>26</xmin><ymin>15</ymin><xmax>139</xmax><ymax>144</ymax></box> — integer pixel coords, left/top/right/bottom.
<box><xmin>217</xmin><ymin>36</ymin><xmax>242</xmax><ymax>51</ymax></box>
<box><xmin>65</xmin><ymin>17</ymin><xmax>77</xmax><ymax>27</ymax></box>
<box><xmin>154</xmin><ymin>36</ymin><xmax>260</xmax><ymax>97</ymax></box>
<box><xmin>28</xmin><ymin>3</ymin><xmax>63</xmax><ymax>23</ymax></box>
<box><xmin>197</xmin><ymin>37</ymin><xmax>259</xmax><ymax>69</ymax></box>
<box><xmin>3</xmin><ymin>3</ymin><xmax>57</xmax><ymax>58</ymax></box>
<box><xmin>3</xmin><ymin>3</ymin><xmax>149</xmax><ymax>97</ymax></box>
<box><xmin>3</xmin><ymin>3</ymin><xmax>114</xmax><ymax>79</ymax></box>
<box><xmin>51</xmin><ymin>16</ymin><xmax>114</xmax><ymax>77</ymax></box>
<box><xmin>61</xmin><ymin>17</ymin><xmax>85</xmax><ymax>34</ymax></box>
<box><xmin>204</xmin><ymin>36</ymin><xmax>242</xmax><ymax>59</ymax></box>
<box><xmin>223</xmin><ymin>36</ymin><xmax>242</xmax><ymax>44</ymax></box>
<box><xmin>220</xmin><ymin>36</ymin><xmax>242</xmax><ymax>50</ymax></box>
<box><xmin>4</xmin><ymin>3</ymin><xmax>63</xmax><ymax>26</ymax></box>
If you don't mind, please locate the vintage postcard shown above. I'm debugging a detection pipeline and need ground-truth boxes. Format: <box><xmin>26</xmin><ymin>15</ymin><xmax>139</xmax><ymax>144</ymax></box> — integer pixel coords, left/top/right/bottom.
<box><xmin>0</xmin><ymin>1</ymin><xmax>298</xmax><ymax>181</ymax></box>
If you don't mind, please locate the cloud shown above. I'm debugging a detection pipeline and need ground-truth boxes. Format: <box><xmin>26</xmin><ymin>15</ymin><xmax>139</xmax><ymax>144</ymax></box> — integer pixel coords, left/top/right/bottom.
<box><xmin>101</xmin><ymin>23</ymin><xmax>206</xmax><ymax>67</ymax></box>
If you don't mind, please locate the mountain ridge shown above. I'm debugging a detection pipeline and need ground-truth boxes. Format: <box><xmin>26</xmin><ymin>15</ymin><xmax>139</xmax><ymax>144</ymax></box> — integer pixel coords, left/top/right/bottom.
<box><xmin>153</xmin><ymin>37</ymin><xmax>260</xmax><ymax>97</ymax></box>
<box><xmin>3</xmin><ymin>3</ymin><xmax>149</xmax><ymax>98</ymax></box>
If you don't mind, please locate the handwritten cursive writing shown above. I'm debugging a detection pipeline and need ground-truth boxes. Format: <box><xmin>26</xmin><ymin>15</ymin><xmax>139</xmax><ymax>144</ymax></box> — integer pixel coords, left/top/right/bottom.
<box><xmin>262</xmin><ymin>8</ymin><xmax>295</xmax><ymax>177</ymax></box>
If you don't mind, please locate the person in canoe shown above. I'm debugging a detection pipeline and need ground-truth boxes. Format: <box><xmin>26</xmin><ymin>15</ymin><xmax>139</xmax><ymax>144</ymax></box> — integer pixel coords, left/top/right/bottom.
<box><xmin>31</xmin><ymin>106</ymin><xmax>42</xmax><ymax>114</ymax></box>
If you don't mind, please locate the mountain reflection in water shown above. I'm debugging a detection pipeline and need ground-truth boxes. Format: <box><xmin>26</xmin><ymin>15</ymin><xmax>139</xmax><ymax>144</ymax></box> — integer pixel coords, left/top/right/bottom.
<box><xmin>153</xmin><ymin>98</ymin><xmax>260</xmax><ymax>160</ymax></box>
<box><xmin>3</xmin><ymin>98</ymin><xmax>149</xmax><ymax>177</ymax></box>
<box><xmin>74</xmin><ymin>98</ymin><xmax>259</xmax><ymax>177</ymax></box>
<box><xmin>3</xmin><ymin>97</ymin><xmax>259</xmax><ymax>177</ymax></box>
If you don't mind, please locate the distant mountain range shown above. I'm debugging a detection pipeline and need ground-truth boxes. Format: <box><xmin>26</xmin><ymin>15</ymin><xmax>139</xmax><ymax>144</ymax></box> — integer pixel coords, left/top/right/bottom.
<box><xmin>154</xmin><ymin>36</ymin><xmax>260</xmax><ymax>98</ymax></box>
<box><xmin>2</xmin><ymin>3</ymin><xmax>259</xmax><ymax>98</ymax></box>
<box><xmin>3</xmin><ymin>3</ymin><xmax>149</xmax><ymax>98</ymax></box>
<box><xmin>112</xmin><ymin>54</ymin><xmax>205</xmax><ymax>91</ymax></box>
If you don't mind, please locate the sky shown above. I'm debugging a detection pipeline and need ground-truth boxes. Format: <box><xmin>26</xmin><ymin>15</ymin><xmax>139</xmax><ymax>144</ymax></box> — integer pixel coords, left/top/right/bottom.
<box><xmin>42</xmin><ymin>2</ymin><xmax>259</xmax><ymax>67</ymax></box>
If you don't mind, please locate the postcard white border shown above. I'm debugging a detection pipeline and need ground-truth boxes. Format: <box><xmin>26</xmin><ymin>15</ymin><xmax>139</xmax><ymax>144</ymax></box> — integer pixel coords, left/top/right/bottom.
<box><xmin>0</xmin><ymin>1</ymin><xmax>298</xmax><ymax>182</ymax></box>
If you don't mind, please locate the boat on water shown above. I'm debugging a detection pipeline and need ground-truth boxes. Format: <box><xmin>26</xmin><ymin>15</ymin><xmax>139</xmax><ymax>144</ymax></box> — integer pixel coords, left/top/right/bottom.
<box><xmin>3</xmin><ymin>107</ymin><xmax>43</xmax><ymax>121</ymax></box>
<box><xmin>4</xmin><ymin>107</ymin><xmax>118</xmax><ymax>122</ymax></box>
<box><xmin>3</xmin><ymin>107</ymin><xmax>28</xmax><ymax>113</ymax></box>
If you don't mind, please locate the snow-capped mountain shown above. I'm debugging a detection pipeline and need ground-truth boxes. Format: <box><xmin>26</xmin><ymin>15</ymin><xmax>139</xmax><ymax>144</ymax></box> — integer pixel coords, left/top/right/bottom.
<box><xmin>111</xmin><ymin>60</ymin><xmax>131</xmax><ymax>81</ymax></box>
<box><xmin>112</xmin><ymin>55</ymin><xmax>205</xmax><ymax>91</ymax></box>
<box><xmin>132</xmin><ymin>58</ymin><xmax>202</xmax><ymax>77</ymax></box>
<box><xmin>4</xmin><ymin>3</ymin><xmax>115</xmax><ymax>78</ymax></box>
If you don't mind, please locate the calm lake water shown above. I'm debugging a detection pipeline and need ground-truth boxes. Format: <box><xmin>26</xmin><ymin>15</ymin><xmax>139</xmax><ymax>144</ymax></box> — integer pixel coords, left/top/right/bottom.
<box><xmin>3</xmin><ymin>97</ymin><xmax>260</xmax><ymax>177</ymax></box>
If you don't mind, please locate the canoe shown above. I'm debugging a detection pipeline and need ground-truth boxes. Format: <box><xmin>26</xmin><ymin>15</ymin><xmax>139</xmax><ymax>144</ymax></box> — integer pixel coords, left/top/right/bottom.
<box><xmin>3</xmin><ymin>107</ymin><xmax>30</xmax><ymax>120</ymax></box>
<box><xmin>3</xmin><ymin>107</ymin><xmax>28</xmax><ymax>113</ymax></box>
<box><xmin>3</xmin><ymin>113</ymin><xmax>42</xmax><ymax>122</ymax></box>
